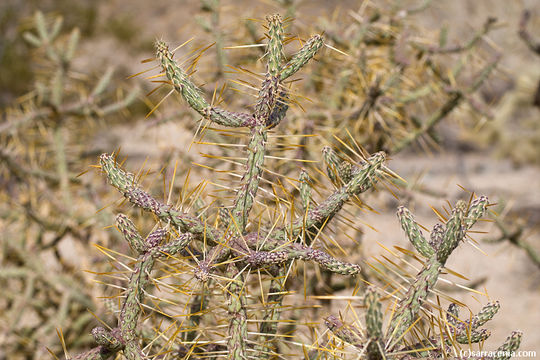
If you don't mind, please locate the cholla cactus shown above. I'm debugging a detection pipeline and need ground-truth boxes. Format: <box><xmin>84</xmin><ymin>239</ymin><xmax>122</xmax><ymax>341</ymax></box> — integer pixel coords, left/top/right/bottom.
<box><xmin>325</xmin><ymin>198</ymin><xmax>522</xmax><ymax>359</ymax></box>
<box><xmin>66</xmin><ymin>14</ymin><xmax>521</xmax><ymax>360</ymax></box>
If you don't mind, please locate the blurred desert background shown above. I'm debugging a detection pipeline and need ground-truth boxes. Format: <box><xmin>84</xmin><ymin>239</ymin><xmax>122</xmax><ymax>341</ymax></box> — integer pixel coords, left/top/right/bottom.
<box><xmin>1</xmin><ymin>0</ymin><xmax>539</xmax><ymax>358</ymax></box>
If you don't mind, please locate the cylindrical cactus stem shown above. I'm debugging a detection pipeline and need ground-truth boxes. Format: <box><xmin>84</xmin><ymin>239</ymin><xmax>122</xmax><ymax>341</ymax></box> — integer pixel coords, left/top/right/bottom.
<box><xmin>365</xmin><ymin>287</ymin><xmax>383</xmax><ymax>339</ymax></box>
<box><xmin>99</xmin><ymin>153</ymin><xmax>135</xmax><ymax>193</ymax></box>
<box><xmin>91</xmin><ymin>327</ymin><xmax>123</xmax><ymax>351</ymax></box>
<box><xmin>429</xmin><ymin>223</ymin><xmax>445</xmax><ymax>252</ymax></box>
<box><xmin>455</xmin><ymin>328</ymin><xmax>491</xmax><ymax>344</ymax></box>
<box><xmin>322</xmin><ymin>146</ymin><xmax>343</xmax><ymax>185</ymax></box>
<box><xmin>254</xmin><ymin>15</ymin><xmax>282</xmax><ymax>122</ymax></box>
<box><xmin>464</xmin><ymin>195</ymin><xmax>489</xmax><ymax>230</ymax></box>
<box><xmin>255</xmin><ymin>15</ymin><xmax>288</xmax><ymax>128</ymax></box>
<box><xmin>116</xmin><ymin>214</ymin><xmax>146</xmax><ymax>254</ymax></box>
<box><xmin>467</xmin><ymin>301</ymin><xmax>500</xmax><ymax>331</ymax></box>
<box><xmin>226</xmin><ymin>264</ymin><xmax>248</xmax><ymax>360</ymax></box>
<box><xmin>255</xmin><ymin>266</ymin><xmax>287</xmax><ymax>358</ymax></box>
<box><xmin>495</xmin><ymin>331</ymin><xmax>522</xmax><ymax>360</ymax></box>
<box><xmin>155</xmin><ymin>233</ymin><xmax>192</xmax><ymax>255</ymax></box>
<box><xmin>437</xmin><ymin>200</ymin><xmax>467</xmax><ymax>264</ymax></box>
<box><xmin>155</xmin><ymin>39</ymin><xmax>207</xmax><ymax>113</ymax></box>
<box><xmin>388</xmin><ymin>198</ymin><xmax>490</xmax><ymax>349</ymax></box>
<box><xmin>387</xmin><ymin>256</ymin><xmax>442</xmax><ymax>346</ymax></box>
<box><xmin>323</xmin><ymin>146</ymin><xmax>395</xmax><ymax>187</ymax></box>
<box><xmin>299</xmin><ymin>168</ymin><xmax>312</xmax><ymax>213</ymax></box>
<box><xmin>397</xmin><ymin>206</ymin><xmax>434</xmax><ymax>258</ymax></box>
<box><xmin>437</xmin><ymin>196</ymin><xmax>488</xmax><ymax>265</ymax></box>
<box><xmin>271</xmin><ymin>151</ymin><xmax>386</xmax><ymax>245</ymax></box>
<box><xmin>280</xmin><ymin>34</ymin><xmax>324</xmax><ymax>81</ymax></box>
<box><xmin>155</xmin><ymin>40</ymin><xmax>254</xmax><ymax>128</ymax></box>
<box><xmin>446</xmin><ymin>303</ymin><xmax>460</xmax><ymax>327</ymax></box>
<box><xmin>225</xmin><ymin>17</ymin><xmax>288</xmax><ymax>235</ymax></box>
<box><xmin>119</xmin><ymin>254</ymin><xmax>155</xmax><ymax>343</ymax></box>
<box><xmin>207</xmin><ymin>107</ymin><xmax>256</xmax><ymax>128</ymax></box>
<box><xmin>324</xmin><ymin>315</ymin><xmax>364</xmax><ymax>350</ymax></box>
<box><xmin>266</xmin><ymin>89</ymin><xmax>289</xmax><ymax>129</ymax></box>
<box><xmin>346</xmin><ymin>151</ymin><xmax>386</xmax><ymax>194</ymax></box>
<box><xmin>322</xmin><ymin>146</ymin><xmax>362</xmax><ymax>186</ymax></box>
<box><xmin>119</xmin><ymin>233</ymin><xmax>192</xmax><ymax>355</ymax></box>
<box><xmin>247</xmin><ymin>243</ymin><xmax>362</xmax><ymax>276</ymax></box>
<box><xmin>365</xmin><ymin>287</ymin><xmax>385</xmax><ymax>360</ymax></box>
<box><xmin>123</xmin><ymin>341</ymin><xmax>144</xmax><ymax>360</ymax></box>
<box><xmin>228</xmin><ymin>125</ymin><xmax>267</xmax><ymax>233</ymax></box>
<box><xmin>446</xmin><ymin>301</ymin><xmax>499</xmax><ymax>345</ymax></box>
<box><xmin>123</xmin><ymin>236</ymin><xmax>191</xmax><ymax>338</ymax></box>
<box><xmin>255</xmin><ymin>76</ymin><xmax>281</xmax><ymax>126</ymax></box>
<box><xmin>218</xmin><ymin>206</ymin><xmax>230</xmax><ymax>229</ymax></box>
<box><xmin>144</xmin><ymin>228</ymin><xmax>167</xmax><ymax>249</ymax></box>
<box><xmin>265</xmin><ymin>14</ymin><xmax>284</xmax><ymax>77</ymax></box>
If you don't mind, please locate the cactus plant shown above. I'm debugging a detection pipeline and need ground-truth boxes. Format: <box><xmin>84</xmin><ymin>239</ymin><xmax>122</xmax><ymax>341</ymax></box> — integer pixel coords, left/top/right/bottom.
<box><xmin>61</xmin><ymin>14</ymin><xmax>524</xmax><ymax>360</ymax></box>
<box><xmin>325</xmin><ymin>198</ymin><xmax>522</xmax><ymax>359</ymax></box>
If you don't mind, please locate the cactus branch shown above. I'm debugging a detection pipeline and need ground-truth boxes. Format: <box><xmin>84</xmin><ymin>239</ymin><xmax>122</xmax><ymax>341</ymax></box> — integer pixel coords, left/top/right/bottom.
<box><xmin>388</xmin><ymin>197</ymin><xmax>488</xmax><ymax>347</ymax></box>
<box><xmin>156</xmin><ymin>40</ymin><xmax>255</xmax><ymax>128</ymax></box>
<box><xmin>100</xmin><ymin>153</ymin><xmax>223</xmax><ymax>244</ymax></box>
<box><xmin>397</xmin><ymin>206</ymin><xmax>434</xmax><ymax>258</ymax></box>
<box><xmin>247</xmin><ymin>243</ymin><xmax>361</xmax><ymax>275</ymax></box>
<box><xmin>519</xmin><ymin>10</ymin><xmax>540</xmax><ymax>55</ymax></box>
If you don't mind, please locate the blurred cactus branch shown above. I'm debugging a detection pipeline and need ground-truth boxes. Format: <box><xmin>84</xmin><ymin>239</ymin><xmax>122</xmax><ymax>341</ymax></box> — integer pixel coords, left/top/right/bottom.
<box><xmin>196</xmin><ymin>0</ymin><xmax>227</xmax><ymax>78</ymax></box>
<box><xmin>518</xmin><ymin>9</ymin><xmax>540</xmax><ymax>107</ymax></box>
<box><xmin>2</xmin><ymin>10</ymin><xmax>138</xmax><ymax>209</ymax></box>
<box><xmin>29</xmin><ymin>10</ymin><xmax>74</xmax><ymax>215</ymax></box>
<box><xmin>2</xmin><ymin>238</ymin><xmax>97</xmax><ymax>353</ymax></box>
<box><xmin>519</xmin><ymin>10</ymin><xmax>540</xmax><ymax>55</ymax></box>
<box><xmin>484</xmin><ymin>211</ymin><xmax>540</xmax><ymax>269</ymax></box>
<box><xmin>406</xmin><ymin>0</ymin><xmax>435</xmax><ymax>15</ymax></box>
<box><xmin>309</xmin><ymin>8</ymin><xmax>501</xmax><ymax>154</ymax></box>
<box><xmin>414</xmin><ymin>17</ymin><xmax>496</xmax><ymax>54</ymax></box>
<box><xmin>0</xmin><ymin>148</ymin><xmax>81</xmax><ymax>186</ymax></box>
<box><xmin>22</xmin><ymin>202</ymin><xmax>80</xmax><ymax>246</ymax></box>
<box><xmin>391</xmin><ymin>54</ymin><xmax>500</xmax><ymax>153</ymax></box>
<box><xmin>0</xmin><ymin>91</ymin><xmax>137</xmax><ymax>135</ymax></box>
